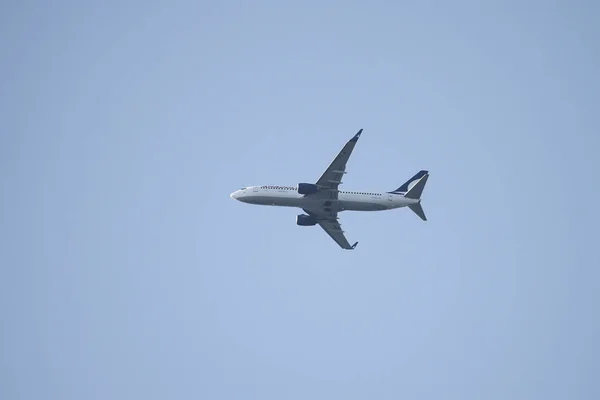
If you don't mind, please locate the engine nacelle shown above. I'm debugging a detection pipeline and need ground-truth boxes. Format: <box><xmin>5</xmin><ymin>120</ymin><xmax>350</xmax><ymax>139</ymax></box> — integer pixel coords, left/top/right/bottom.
<box><xmin>298</xmin><ymin>183</ymin><xmax>318</xmax><ymax>195</ymax></box>
<box><xmin>296</xmin><ymin>214</ymin><xmax>317</xmax><ymax>226</ymax></box>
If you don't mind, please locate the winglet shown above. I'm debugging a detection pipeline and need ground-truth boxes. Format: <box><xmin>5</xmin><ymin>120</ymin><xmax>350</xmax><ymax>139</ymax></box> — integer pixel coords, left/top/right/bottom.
<box><xmin>350</xmin><ymin>241</ymin><xmax>359</xmax><ymax>249</ymax></box>
<box><xmin>349</xmin><ymin>129</ymin><xmax>363</xmax><ymax>142</ymax></box>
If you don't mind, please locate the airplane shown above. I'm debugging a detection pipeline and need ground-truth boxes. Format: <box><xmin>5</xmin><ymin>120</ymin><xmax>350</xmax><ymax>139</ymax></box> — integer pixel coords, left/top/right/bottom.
<box><xmin>230</xmin><ymin>129</ymin><xmax>429</xmax><ymax>250</ymax></box>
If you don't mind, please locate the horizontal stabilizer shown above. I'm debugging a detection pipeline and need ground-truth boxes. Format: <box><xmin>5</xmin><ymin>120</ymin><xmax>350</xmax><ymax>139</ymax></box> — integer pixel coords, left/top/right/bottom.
<box><xmin>408</xmin><ymin>203</ymin><xmax>427</xmax><ymax>221</ymax></box>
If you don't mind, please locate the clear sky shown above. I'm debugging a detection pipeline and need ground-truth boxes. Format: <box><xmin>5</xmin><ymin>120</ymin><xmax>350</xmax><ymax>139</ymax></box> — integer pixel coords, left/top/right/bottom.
<box><xmin>2</xmin><ymin>1</ymin><xmax>599</xmax><ymax>399</ymax></box>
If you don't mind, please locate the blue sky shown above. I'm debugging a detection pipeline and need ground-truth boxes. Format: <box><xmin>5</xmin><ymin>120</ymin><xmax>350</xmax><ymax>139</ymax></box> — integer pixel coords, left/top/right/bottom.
<box><xmin>2</xmin><ymin>1</ymin><xmax>599</xmax><ymax>399</ymax></box>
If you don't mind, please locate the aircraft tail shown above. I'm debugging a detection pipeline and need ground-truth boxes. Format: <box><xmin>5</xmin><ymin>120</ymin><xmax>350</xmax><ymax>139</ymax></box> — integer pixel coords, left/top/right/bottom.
<box><xmin>408</xmin><ymin>203</ymin><xmax>427</xmax><ymax>221</ymax></box>
<box><xmin>390</xmin><ymin>170</ymin><xmax>429</xmax><ymax>221</ymax></box>
<box><xmin>390</xmin><ymin>170</ymin><xmax>429</xmax><ymax>195</ymax></box>
<box><xmin>404</xmin><ymin>172</ymin><xmax>428</xmax><ymax>200</ymax></box>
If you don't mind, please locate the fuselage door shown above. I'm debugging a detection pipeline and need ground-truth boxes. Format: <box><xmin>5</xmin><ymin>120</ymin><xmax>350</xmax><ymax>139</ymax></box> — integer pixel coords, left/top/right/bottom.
<box><xmin>253</xmin><ymin>186</ymin><xmax>259</xmax><ymax>192</ymax></box>
<box><xmin>388</xmin><ymin>194</ymin><xmax>393</xmax><ymax>201</ymax></box>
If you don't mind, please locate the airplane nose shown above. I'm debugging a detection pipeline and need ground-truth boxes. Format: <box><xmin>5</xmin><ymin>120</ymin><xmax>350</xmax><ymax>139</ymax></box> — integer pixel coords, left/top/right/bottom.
<box><xmin>230</xmin><ymin>191</ymin><xmax>238</xmax><ymax>200</ymax></box>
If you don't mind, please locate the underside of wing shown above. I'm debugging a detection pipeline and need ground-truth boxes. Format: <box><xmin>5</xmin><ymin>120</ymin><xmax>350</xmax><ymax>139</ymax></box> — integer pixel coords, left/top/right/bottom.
<box><xmin>317</xmin><ymin>219</ymin><xmax>358</xmax><ymax>250</ymax></box>
<box><xmin>303</xmin><ymin>208</ymin><xmax>358</xmax><ymax>250</ymax></box>
<box><xmin>310</xmin><ymin>129</ymin><xmax>362</xmax><ymax>200</ymax></box>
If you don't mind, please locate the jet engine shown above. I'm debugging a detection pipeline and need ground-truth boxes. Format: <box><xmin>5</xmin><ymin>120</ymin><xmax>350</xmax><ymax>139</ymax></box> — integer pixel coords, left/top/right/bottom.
<box><xmin>296</xmin><ymin>214</ymin><xmax>317</xmax><ymax>226</ymax></box>
<box><xmin>297</xmin><ymin>183</ymin><xmax>318</xmax><ymax>195</ymax></box>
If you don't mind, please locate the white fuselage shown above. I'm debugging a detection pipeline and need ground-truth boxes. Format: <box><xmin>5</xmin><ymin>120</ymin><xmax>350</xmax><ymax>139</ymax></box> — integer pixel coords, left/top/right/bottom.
<box><xmin>230</xmin><ymin>185</ymin><xmax>419</xmax><ymax>212</ymax></box>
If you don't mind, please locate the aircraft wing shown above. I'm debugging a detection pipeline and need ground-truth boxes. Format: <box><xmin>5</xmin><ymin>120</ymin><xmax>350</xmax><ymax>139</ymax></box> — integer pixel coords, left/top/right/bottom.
<box><xmin>312</xmin><ymin>129</ymin><xmax>362</xmax><ymax>199</ymax></box>
<box><xmin>303</xmin><ymin>208</ymin><xmax>358</xmax><ymax>250</ymax></box>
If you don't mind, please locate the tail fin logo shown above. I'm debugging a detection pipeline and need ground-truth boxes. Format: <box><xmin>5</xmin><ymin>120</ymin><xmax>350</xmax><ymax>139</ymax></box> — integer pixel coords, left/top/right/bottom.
<box><xmin>389</xmin><ymin>170</ymin><xmax>429</xmax><ymax>194</ymax></box>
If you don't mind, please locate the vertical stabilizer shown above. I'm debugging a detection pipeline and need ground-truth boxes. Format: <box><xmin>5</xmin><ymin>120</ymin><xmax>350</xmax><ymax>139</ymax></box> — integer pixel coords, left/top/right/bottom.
<box><xmin>391</xmin><ymin>170</ymin><xmax>429</xmax><ymax>221</ymax></box>
<box><xmin>404</xmin><ymin>174</ymin><xmax>429</xmax><ymax>200</ymax></box>
<box><xmin>390</xmin><ymin>170</ymin><xmax>428</xmax><ymax>195</ymax></box>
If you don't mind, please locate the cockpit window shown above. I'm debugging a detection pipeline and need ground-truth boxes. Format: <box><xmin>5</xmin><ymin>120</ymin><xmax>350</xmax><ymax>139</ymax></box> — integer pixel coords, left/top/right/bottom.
<box><xmin>240</xmin><ymin>187</ymin><xmax>247</xmax><ymax>190</ymax></box>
